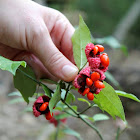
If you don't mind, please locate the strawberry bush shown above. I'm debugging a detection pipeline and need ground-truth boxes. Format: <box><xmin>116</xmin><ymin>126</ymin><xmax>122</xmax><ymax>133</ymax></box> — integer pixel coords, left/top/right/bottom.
<box><xmin>0</xmin><ymin>16</ymin><xmax>140</xmax><ymax>140</ymax></box>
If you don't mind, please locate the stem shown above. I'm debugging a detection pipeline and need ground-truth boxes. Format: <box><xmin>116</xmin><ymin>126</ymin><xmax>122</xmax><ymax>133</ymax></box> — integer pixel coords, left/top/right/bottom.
<box><xmin>79</xmin><ymin>103</ymin><xmax>95</xmax><ymax>114</ymax></box>
<box><xmin>116</xmin><ymin>127</ymin><xmax>120</xmax><ymax>140</ymax></box>
<box><xmin>61</xmin><ymin>99</ymin><xmax>103</xmax><ymax>140</ymax></box>
<box><xmin>55</xmin><ymin>121</ymin><xmax>60</xmax><ymax>140</ymax></box>
<box><xmin>80</xmin><ymin>117</ymin><xmax>103</xmax><ymax>140</ymax></box>
<box><xmin>64</xmin><ymin>82</ymin><xmax>71</xmax><ymax>101</ymax></box>
<box><xmin>17</xmin><ymin>67</ymin><xmax>103</xmax><ymax>140</ymax></box>
<box><xmin>116</xmin><ymin>127</ymin><xmax>127</xmax><ymax>140</ymax></box>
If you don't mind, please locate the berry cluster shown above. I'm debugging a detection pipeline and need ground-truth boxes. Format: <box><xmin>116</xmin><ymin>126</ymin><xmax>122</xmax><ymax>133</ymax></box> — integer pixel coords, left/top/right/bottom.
<box><xmin>74</xmin><ymin>43</ymin><xmax>110</xmax><ymax>100</ymax></box>
<box><xmin>33</xmin><ymin>95</ymin><xmax>53</xmax><ymax>120</ymax></box>
<box><xmin>49</xmin><ymin>112</ymin><xmax>67</xmax><ymax>127</ymax></box>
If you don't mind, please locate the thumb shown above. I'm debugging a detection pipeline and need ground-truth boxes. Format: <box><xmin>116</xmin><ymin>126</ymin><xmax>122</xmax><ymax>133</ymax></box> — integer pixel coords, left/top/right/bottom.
<box><xmin>30</xmin><ymin>25</ymin><xmax>78</xmax><ymax>82</ymax></box>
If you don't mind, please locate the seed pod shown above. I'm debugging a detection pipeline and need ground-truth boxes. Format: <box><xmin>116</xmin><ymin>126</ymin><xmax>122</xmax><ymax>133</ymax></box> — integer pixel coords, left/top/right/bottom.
<box><xmin>86</xmin><ymin>78</ymin><xmax>93</xmax><ymax>87</ymax></box>
<box><xmin>87</xmin><ymin>92</ymin><xmax>94</xmax><ymax>100</ymax></box>
<box><xmin>100</xmin><ymin>54</ymin><xmax>109</xmax><ymax>67</ymax></box>
<box><xmin>93</xmin><ymin>46</ymin><xmax>99</xmax><ymax>55</ymax></box>
<box><xmin>45</xmin><ymin>112</ymin><xmax>53</xmax><ymax>120</ymax></box>
<box><xmin>82</xmin><ymin>88</ymin><xmax>90</xmax><ymax>96</ymax></box>
<box><xmin>94</xmin><ymin>80</ymin><xmax>105</xmax><ymax>88</ymax></box>
<box><xmin>91</xmin><ymin>72</ymin><xmax>100</xmax><ymax>81</ymax></box>
<box><xmin>95</xmin><ymin>45</ymin><xmax>104</xmax><ymax>52</ymax></box>
<box><xmin>40</xmin><ymin>102</ymin><xmax>49</xmax><ymax>112</ymax></box>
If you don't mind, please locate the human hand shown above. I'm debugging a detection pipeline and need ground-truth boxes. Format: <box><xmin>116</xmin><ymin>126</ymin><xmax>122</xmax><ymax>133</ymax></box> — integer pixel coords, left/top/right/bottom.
<box><xmin>0</xmin><ymin>0</ymin><xmax>78</xmax><ymax>82</ymax></box>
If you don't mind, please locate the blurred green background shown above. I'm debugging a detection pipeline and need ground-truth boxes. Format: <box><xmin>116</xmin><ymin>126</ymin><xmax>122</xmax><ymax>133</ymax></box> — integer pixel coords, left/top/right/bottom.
<box><xmin>46</xmin><ymin>0</ymin><xmax>140</xmax><ymax>49</ymax></box>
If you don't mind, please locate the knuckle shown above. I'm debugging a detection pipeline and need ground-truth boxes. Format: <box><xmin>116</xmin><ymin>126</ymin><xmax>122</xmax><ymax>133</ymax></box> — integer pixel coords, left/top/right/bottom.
<box><xmin>32</xmin><ymin>25</ymin><xmax>47</xmax><ymax>41</ymax></box>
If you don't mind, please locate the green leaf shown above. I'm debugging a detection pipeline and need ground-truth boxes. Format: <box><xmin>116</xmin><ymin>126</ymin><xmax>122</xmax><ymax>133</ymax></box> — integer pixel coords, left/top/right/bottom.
<box><xmin>8</xmin><ymin>91</ymin><xmax>21</xmax><ymax>96</ymax></box>
<box><xmin>121</xmin><ymin>45</ymin><xmax>128</xmax><ymax>56</ymax></box>
<box><xmin>9</xmin><ymin>97</ymin><xmax>35</xmax><ymax>104</ymax></box>
<box><xmin>0</xmin><ymin>56</ymin><xmax>26</xmax><ymax>75</ymax></box>
<box><xmin>116</xmin><ymin>90</ymin><xmax>140</xmax><ymax>103</ymax></box>
<box><xmin>65</xmin><ymin>93</ymin><xmax>75</xmax><ymax>104</ymax></box>
<box><xmin>94</xmin><ymin>82</ymin><xmax>125</xmax><ymax>121</ymax></box>
<box><xmin>54</xmin><ymin>113</ymin><xmax>70</xmax><ymax>120</ymax></box>
<box><xmin>9</xmin><ymin>98</ymin><xmax>24</xmax><ymax>104</ymax></box>
<box><xmin>62</xmin><ymin>128</ymin><xmax>82</xmax><ymax>140</ymax></box>
<box><xmin>94</xmin><ymin>36</ymin><xmax>121</xmax><ymax>49</ymax></box>
<box><xmin>49</xmin><ymin>83</ymin><xmax>61</xmax><ymax>114</ymax></box>
<box><xmin>105</xmin><ymin>71</ymin><xmax>120</xmax><ymax>88</ymax></box>
<box><xmin>71</xmin><ymin>105</ymin><xmax>78</xmax><ymax>111</ymax></box>
<box><xmin>78</xmin><ymin>98</ymin><xmax>91</xmax><ymax>106</ymax></box>
<box><xmin>41</xmin><ymin>84</ymin><xmax>52</xmax><ymax>98</ymax></box>
<box><xmin>93</xmin><ymin>113</ymin><xmax>109</xmax><ymax>121</ymax></box>
<box><xmin>65</xmin><ymin>105</ymin><xmax>78</xmax><ymax>116</ymax></box>
<box><xmin>13</xmin><ymin>65</ymin><xmax>37</xmax><ymax>104</ymax></box>
<box><xmin>22</xmin><ymin>106</ymin><xmax>33</xmax><ymax>112</ymax></box>
<box><xmin>72</xmin><ymin>15</ymin><xmax>91</xmax><ymax>69</ymax></box>
<box><xmin>80</xmin><ymin>114</ymin><xmax>89</xmax><ymax>119</ymax></box>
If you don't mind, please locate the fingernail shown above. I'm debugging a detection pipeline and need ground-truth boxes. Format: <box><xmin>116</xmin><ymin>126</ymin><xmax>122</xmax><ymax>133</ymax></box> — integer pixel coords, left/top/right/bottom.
<box><xmin>62</xmin><ymin>65</ymin><xmax>78</xmax><ymax>80</ymax></box>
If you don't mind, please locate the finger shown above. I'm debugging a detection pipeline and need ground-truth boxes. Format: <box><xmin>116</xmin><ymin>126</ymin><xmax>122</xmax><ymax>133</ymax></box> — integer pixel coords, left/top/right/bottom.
<box><xmin>43</xmin><ymin>8</ymin><xmax>75</xmax><ymax>63</ymax></box>
<box><xmin>13</xmin><ymin>51</ymin><xmax>58</xmax><ymax>81</ymax></box>
<box><xmin>29</xmin><ymin>21</ymin><xmax>78</xmax><ymax>82</ymax></box>
<box><xmin>0</xmin><ymin>43</ymin><xmax>58</xmax><ymax>81</ymax></box>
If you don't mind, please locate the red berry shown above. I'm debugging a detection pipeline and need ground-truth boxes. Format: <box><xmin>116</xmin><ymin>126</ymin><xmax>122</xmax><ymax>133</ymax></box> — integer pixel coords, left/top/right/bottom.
<box><xmin>94</xmin><ymin>80</ymin><xmax>105</xmax><ymax>88</ymax></box>
<box><xmin>95</xmin><ymin>45</ymin><xmax>104</xmax><ymax>52</ymax></box>
<box><xmin>86</xmin><ymin>78</ymin><xmax>93</xmax><ymax>87</ymax></box>
<box><xmin>93</xmin><ymin>46</ymin><xmax>98</xmax><ymax>55</ymax></box>
<box><xmin>45</xmin><ymin>112</ymin><xmax>53</xmax><ymax>120</ymax></box>
<box><xmin>100</xmin><ymin>54</ymin><xmax>109</xmax><ymax>67</ymax></box>
<box><xmin>82</xmin><ymin>88</ymin><xmax>90</xmax><ymax>96</ymax></box>
<box><xmin>91</xmin><ymin>72</ymin><xmax>100</xmax><ymax>81</ymax></box>
<box><xmin>87</xmin><ymin>92</ymin><xmax>94</xmax><ymax>100</ymax></box>
<box><xmin>40</xmin><ymin>102</ymin><xmax>49</xmax><ymax>112</ymax></box>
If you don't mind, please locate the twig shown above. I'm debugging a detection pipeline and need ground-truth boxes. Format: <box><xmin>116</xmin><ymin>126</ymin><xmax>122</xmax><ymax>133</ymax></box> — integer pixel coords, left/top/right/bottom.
<box><xmin>79</xmin><ymin>61</ymin><xmax>87</xmax><ymax>72</ymax></box>
<box><xmin>64</xmin><ymin>82</ymin><xmax>71</xmax><ymax>101</ymax></box>
<box><xmin>79</xmin><ymin>103</ymin><xmax>95</xmax><ymax>114</ymax></box>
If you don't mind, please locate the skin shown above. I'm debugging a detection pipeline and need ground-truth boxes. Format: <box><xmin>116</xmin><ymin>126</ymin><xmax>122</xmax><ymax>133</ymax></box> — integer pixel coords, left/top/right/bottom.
<box><xmin>0</xmin><ymin>0</ymin><xmax>78</xmax><ymax>82</ymax></box>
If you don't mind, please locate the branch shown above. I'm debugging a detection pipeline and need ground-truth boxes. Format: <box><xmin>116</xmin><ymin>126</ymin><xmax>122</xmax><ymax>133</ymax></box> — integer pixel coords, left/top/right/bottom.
<box><xmin>18</xmin><ymin>67</ymin><xmax>103</xmax><ymax>140</ymax></box>
<box><xmin>79</xmin><ymin>103</ymin><xmax>95</xmax><ymax>114</ymax></box>
<box><xmin>61</xmin><ymin>99</ymin><xmax>103</xmax><ymax>140</ymax></box>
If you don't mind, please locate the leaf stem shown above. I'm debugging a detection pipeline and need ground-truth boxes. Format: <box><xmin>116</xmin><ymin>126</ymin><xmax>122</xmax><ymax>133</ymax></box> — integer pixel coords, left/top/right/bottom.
<box><xmin>79</xmin><ymin>103</ymin><xmax>95</xmax><ymax>114</ymax></box>
<box><xmin>64</xmin><ymin>82</ymin><xmax>71</xmax><ymax>101</ymax></box>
